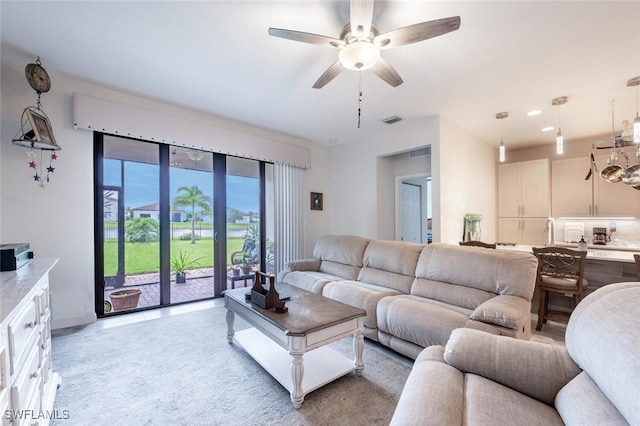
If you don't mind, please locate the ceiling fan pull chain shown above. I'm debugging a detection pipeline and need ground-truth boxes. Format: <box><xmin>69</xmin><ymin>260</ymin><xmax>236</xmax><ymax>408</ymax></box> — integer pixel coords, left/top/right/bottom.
<box><xmin>357</xmin><ymin>76</ymin><xmax>362</xmax><ymax>128</ymax></box>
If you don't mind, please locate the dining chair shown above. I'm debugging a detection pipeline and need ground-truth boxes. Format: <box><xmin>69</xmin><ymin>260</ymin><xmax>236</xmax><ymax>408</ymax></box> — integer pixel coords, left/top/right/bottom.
<box><xmin>459</xmin><ymin>241</ymin><xmax>497</xmax><ymax>249</ymax></box>
<box><xmin>532</xmin><ymin>247</ymin><xmax>588</xmax><ymax>331</ymax></box>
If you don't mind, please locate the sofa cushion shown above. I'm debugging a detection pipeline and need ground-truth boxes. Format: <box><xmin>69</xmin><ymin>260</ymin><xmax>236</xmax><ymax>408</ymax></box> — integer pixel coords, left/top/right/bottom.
<box><xmin>322</xmin><ymin>280</ymin><xmax>401</xmax><ymax>335</ymax></box>
<box><xmin>415</xmin><ymin>243</ymin><xmax>537</xmax><ymax>301</ymax></box>
<box><xmin>444</xmin><ymin>328</ymin><xmax>581</xmax><ymax>406</ymax></box>
<box><xmin>411</xmin><ymin>278</ymin><xmax>494</xmax><ymax>310</ymax></box>
<box><xmin>357</xmin><ymin>240</ymin><xmax>423</xmax><ymax>293</ymax></box>
<box><xmin>377</xmin><ymin>295</ymin><xmax>497</xmax><ymax>348</ymax></box>
<box><xmin>313</xmin><ymin>234</ymin><xmax>370</xmax><ymax>266</ymax></box>
<box><xmin>565</xmin><ymin>282</ymin><xmax>640</xmax><ymax>424</ymax></box>
<box><xmin>470</xmin><ymin>294</ymin><xmax>532</xmax><ymax>330</ymax></box>
<box><xmin>555</xmin><ymin>372</ymin><xmax>628</xmax><ymax>425</ymax></box>
<box><xmin>277</xmin><ymin>271</ymin><xmax>333</xmax><ymax>294</ymax></box>
<box><xmin>463</xmin><ymin>374</ymin><xmax>564</xmax><ymax>426</ymax></box>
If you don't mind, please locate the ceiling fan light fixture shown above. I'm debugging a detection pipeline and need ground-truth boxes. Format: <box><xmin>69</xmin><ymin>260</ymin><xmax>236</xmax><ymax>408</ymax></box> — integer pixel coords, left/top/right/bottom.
<box><xmin>339</xmin><ymin>41</ymin><xmax>380</xmax><ymax>71</ymax></box>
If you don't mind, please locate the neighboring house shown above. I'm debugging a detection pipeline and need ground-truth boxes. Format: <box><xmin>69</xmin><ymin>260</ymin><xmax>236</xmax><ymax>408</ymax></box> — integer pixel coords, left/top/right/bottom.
<box><xmin>132</xmin><ymin>203</ymin><xmax>186</xmax><ymax>222</ymax></box>
<box><xmin>235</xmin><ymin>214</ymin><xmax>251</xmax><ymax>224</ymax></box>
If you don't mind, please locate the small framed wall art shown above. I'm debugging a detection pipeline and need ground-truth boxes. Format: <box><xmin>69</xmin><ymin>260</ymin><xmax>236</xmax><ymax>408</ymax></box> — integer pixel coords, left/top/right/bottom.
<box><xmin>26</xmin><ymin>107</ymin><xmax>57</xmax><ymax>147</ymax></box>
<box><xmin>310</xmin><ymin>192</ymin><xmax>323</xmax><ymax>211</ymax></box>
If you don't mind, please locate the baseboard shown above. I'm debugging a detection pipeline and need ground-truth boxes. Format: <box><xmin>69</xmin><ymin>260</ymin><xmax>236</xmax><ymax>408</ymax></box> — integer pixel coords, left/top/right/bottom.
<box><xmin>52</xmin><ymin>313</ymin><xmax>98</xmax><ymax>330</ymax></box>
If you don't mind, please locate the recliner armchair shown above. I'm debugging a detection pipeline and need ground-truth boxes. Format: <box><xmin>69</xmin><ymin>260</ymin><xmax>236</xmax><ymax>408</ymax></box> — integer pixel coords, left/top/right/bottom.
<box><xmin>390</xmin><ymin>282</ymin><xmax>640</xmax><ymax>425</ymax></box>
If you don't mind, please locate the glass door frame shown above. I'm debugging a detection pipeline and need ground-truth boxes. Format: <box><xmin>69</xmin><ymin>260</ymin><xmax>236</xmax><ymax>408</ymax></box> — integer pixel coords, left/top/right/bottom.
<box><xmin>95</xmin><ymin>133</ymin><xmax>272</xmax><ymax>317</ymax></box>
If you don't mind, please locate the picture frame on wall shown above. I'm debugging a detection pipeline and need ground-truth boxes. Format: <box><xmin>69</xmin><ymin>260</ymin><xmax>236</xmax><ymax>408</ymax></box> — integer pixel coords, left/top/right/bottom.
<box><xmin>310</xmin><ymin>192</ymin><xmax>323</xmax><ymax>211</ymax></box>
<box><xmin>25</xmin><ymin>108</ymin><xmax>57</xmax><ymax>147</ymax></box>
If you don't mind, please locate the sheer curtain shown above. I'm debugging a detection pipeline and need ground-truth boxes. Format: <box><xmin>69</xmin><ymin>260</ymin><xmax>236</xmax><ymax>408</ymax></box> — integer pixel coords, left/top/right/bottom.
<box><xmin>273</xmin><ymin>163</ymin><xmax>305</xmax><ymax>276</ymax></box>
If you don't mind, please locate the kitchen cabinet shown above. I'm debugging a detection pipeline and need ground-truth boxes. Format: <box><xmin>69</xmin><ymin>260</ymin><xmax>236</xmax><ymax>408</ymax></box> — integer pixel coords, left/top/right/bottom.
<box><xmin>498</xmin><ymin>159</ymin><xmax>550</xmax><ymax>218</ymax></box>
<box><xmin>552</xmin><ymin>156</ymin><xmax>640</xmax><ymax>217</ymax></box>
<box><xmin>498</xmin><ymin>159</ymin><xmax>550</xmax><ymax>245</ymax></box>
<box><xmin>498</xmin><ymin>218</ymin><xmax>548</xmax><ymax>246</ymax></box>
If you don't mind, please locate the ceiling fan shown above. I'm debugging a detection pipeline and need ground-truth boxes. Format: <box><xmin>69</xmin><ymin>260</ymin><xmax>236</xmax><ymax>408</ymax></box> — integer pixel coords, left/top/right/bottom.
<box><xmin>268</xmin><ymin>0</ymin><xmax>461</xmax><ymax>89</ymax></box>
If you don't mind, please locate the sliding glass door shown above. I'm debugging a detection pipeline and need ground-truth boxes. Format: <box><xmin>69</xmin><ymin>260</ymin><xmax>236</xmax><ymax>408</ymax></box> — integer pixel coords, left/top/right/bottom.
<box><xmin>169</xmin><ymin>148</ymin><xmax>214</xmax><ymax>304</ymax></box>
<box><xmin>95</xmin><ymin>134</ymin><xmax>274</xmax><ymax>316</ymax></box>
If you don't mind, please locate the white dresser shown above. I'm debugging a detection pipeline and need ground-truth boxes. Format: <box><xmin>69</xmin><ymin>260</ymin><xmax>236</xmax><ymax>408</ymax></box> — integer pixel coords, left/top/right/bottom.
<box><xmin>1</xmin><ymin>259</ymin><xmax>61</xmax><ymax>425</ymax></box>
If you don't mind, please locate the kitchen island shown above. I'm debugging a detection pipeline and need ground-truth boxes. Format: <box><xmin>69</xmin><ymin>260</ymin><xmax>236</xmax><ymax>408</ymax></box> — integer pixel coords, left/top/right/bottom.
<box><xmin>497</xmin><ymin>244</ymin><xmax>639</xmax><ymax>313</ymax></box>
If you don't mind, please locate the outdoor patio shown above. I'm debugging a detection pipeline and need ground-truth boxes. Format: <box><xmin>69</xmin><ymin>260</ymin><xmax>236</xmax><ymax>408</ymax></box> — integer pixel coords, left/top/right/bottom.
<box><xmin>104</xmin><ymin>267</ymin><xmax>254</xmax><ymax>312</ymax></box>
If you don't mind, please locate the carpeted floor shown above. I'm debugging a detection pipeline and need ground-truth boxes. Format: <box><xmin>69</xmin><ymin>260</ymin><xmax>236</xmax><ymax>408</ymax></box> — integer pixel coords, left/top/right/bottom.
<box><xmin>51</xmin><ymin>307</ymin><xmax>413</xmax><ymax>426</ymax></box>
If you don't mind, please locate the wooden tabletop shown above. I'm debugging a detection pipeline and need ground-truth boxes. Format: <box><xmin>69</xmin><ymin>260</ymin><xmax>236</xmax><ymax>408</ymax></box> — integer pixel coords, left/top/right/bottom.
<box><xmin>224</xmin><ymin>282</ymin><xmax>365</xmax><ymax>337</ymax></box>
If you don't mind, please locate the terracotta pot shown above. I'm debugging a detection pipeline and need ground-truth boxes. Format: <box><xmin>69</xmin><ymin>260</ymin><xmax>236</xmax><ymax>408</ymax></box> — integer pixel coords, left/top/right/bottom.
<box><xmin>109</xmin><ymin>289</ymin><xmax>142</xmax><ymax>311</ymax></box>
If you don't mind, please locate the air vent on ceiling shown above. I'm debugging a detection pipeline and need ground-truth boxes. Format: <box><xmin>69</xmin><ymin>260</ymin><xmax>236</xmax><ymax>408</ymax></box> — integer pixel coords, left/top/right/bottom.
<box><xmin>382</xmin><ymin>115</ymin><xmax>403</xmax><ymax>124</ymax></box>
<box><xmin>409</xmin><ymin>147</ymin><xmax>431</xmax><ymax>157</ymax></box>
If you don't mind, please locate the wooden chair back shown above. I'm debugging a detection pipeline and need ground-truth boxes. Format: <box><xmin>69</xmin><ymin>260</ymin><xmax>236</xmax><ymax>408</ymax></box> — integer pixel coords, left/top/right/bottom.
<box><xmin>459</xmin><ymin>241</ymin><xmax>497</xmax><ymax>249</ymax></box>
<box><xmin>532</xmin><ymin>247</ymin><xmax>587</xmax><ymax>292</ymax></box>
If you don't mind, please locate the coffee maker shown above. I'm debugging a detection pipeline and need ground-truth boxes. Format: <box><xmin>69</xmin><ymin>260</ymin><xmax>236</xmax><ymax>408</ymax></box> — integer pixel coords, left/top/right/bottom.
<box><xmin>592</xmin><ymin>227</ymin><xmax>608</xmax><ymax>245</ymax></box>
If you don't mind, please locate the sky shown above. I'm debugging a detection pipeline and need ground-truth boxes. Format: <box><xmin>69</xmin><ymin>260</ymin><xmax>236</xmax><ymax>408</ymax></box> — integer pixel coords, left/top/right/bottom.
<box><xmin>104</xmin><ymin>159</ymin><xmax>259</xmax><ymax>214</ymax></box>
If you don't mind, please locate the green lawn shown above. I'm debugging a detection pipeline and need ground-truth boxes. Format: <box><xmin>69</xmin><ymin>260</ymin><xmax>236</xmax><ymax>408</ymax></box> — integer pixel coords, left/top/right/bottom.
<box><xmin>104</xmin><ymin>237</ymin><xmax>245</xmax><ymax>275</ymax></box>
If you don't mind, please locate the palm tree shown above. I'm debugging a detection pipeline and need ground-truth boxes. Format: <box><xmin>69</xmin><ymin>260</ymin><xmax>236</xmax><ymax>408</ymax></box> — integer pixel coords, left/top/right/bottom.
<box><xmin>173</xmin><ymin>185</ymin><xmax>212</xmax><ymax>244</ymax></box>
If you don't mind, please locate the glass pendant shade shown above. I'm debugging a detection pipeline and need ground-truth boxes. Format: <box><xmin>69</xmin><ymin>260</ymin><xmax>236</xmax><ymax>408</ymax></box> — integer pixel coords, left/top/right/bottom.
<box><xmin>556</xmin><ymin>130</ymin><xmax>564</xmax><ymax>154</ymax></box>
<box><xmin>634</xmin><ymin>116</ymin><xmax>640</xmax><ymax>144</ymax></box>
<box><xmin>339</xmin><ymin>41</ymin><xmax>380</xmax><ymax>71</ymax></box>
<box><xmin>499</xmin><ymin>140</ymin><xmax>505</xmax><ymax>162</ymax></box>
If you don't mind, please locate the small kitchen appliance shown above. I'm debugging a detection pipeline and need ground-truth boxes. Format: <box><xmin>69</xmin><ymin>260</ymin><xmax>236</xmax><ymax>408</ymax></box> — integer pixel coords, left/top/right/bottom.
<box><xmin>463</xmin><ymin>213</ymin><xmax>482</xmax><ymax>242</ymax></box>
<box><xmin>0</xmin><ymin>243</ymin><xmax>33</xmax><ymax>271</ymax></box>
<box><xmin>592</xmin><ymin>227</ymin><xmax>608</xmax><ymax>245</ymax></box>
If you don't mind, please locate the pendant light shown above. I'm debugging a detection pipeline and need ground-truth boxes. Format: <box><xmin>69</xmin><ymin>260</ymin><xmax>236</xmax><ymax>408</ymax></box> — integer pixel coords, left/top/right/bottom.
<box><xmin>552</xmin><ymin>96</ymin><xmax>568</xmax><ymax>154</ymax></box>
<box><xmin>628</xmin><ymin>76</ymin><xmax>640</xmax><ymax>144</ymax></box>
<box><xmin>496</xmin><ymin>112</ymin><xmax>509</xmax><ymax>162</ymax></box>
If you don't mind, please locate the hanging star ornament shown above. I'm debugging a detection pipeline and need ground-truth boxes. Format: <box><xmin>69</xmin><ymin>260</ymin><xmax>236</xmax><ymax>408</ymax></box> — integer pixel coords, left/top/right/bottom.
<box><xmin>24</xmin><ymin>148</ymin><xmax>59</xmax><ymax>188</ymax></box>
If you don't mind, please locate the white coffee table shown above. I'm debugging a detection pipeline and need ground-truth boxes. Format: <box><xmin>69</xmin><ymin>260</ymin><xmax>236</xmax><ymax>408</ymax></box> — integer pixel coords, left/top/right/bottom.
<box><xmin>224</xmin><ymin>282</ymin><xmax>366</xmax><ymax>408</ymax></box>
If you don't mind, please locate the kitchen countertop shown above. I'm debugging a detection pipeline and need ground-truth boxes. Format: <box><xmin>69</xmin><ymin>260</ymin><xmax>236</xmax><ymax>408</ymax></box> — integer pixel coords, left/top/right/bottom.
<box><xmin>497</xmin><ymin>244</ymin><xmax>638</xmax><ymax>263</ymax></box>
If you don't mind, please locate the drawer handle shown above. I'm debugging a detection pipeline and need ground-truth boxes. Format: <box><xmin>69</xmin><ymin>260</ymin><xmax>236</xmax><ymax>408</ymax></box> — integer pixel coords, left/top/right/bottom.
<box><xmin>25</xmin><ymin>321</ymin><xmax>35</xmax><ymax>329</ymax></box>
<box><xmin>30</xmin><ymin>371</ymin><xmax>38</xmax><ymax>379</ymax></box>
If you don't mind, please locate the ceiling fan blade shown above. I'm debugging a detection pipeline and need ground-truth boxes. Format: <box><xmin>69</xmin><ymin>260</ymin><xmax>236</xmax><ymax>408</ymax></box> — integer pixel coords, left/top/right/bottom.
<box><xmin>312</xmin><ymin>61</ymin><xmax>345</xmax><ymax>89</ymax></box>
<box><xmin>371</xmin><ymin>57</ymin><xmax>403</xmax><ymax>87</ymax></box>
<box><xmin>375</xmin><ymin>16</ymin><xmax>461</xmax><ymax>50</ymax></box>
<box><xmin>268</xmin><ymin>28</ymin><xmax>344</xmax><ymax>48</ymax></box>
<box><xmin>350</xmin><ymin>0</ymin><xmax>374</xmax><ymax>37</ymax></box>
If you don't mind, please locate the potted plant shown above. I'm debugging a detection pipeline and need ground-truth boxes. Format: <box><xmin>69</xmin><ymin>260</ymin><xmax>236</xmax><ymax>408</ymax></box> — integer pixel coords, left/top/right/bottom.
<box><xmin>239</xmin><ymin>255</ymin><xmax>254</xmax><ymax>275</ymax></box>
<box><xmin>108</xmin><ymin>289</ymin><xmax>142</xmax><ymax>311</ymax></box>
<box><xmin>171</xmin><ymin>249</ymin><xmax>205</xmax><ymax>283</ymax></box>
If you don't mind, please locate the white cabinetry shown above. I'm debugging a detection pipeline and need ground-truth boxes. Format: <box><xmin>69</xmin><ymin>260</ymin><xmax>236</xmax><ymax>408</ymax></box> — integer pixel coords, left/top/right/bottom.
<box><xmin>0</xmin><ymin>260</ymin><xmax>60</xmax><ymax>425</ymax></box>
<box><xmin>552</xmin><ymin>156</ymin><xmax>640</xmax><ymax>217</ymax></box>
<box><xmin>498</xmin><ymin>159</ymin><xmax>550</xmax><ymax>244</ymax></box>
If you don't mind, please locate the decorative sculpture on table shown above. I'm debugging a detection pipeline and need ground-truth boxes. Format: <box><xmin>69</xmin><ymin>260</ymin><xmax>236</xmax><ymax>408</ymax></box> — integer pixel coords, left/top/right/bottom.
<box><xmin>11</xmin><ymin>57</ymin><xmax>61</xmax><ymax>188</ymax></box>
<box><xmin>250</xmin><ymin>271</ymin><xmax>288</xmax><ymax>313</ymax></box>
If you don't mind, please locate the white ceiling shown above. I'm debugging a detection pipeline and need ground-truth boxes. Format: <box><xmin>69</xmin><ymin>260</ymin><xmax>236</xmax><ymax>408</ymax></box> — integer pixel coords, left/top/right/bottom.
<box><xmin>2</xmin><ymin>1</ymin><xmax>639</xmax><ymax>150</ymax></box>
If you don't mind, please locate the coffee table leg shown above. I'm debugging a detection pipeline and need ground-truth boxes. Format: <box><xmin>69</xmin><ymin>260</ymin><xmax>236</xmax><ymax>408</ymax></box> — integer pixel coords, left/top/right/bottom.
<box><xmin>353</xmin><ymin>324</ymin><xmax>364</xmax><ymax>376</ymax></box>
<box><xmin>225</xmin><ymin>308</ymin><xmax>235</xmax><ymax>344</ymax></box>
<box><xmin>290</xmin><ymin>353</ymin><xmax>304</xmax><ymax>408</ymax></box>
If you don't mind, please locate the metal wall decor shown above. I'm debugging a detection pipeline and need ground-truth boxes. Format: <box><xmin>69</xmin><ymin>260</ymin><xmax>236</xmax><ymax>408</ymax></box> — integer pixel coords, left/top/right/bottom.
<box><xmin>11</xmin><ymin>57</ymin><xmax>61</xmax><ymax>188</ymax></box>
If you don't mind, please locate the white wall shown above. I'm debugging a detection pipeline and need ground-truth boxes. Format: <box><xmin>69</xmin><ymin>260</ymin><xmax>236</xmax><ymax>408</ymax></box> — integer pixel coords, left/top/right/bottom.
<box><xmin>1</xmin><ymin>61</ymin><xmax>330</xmax><ymax>328</ymax></box>
<box><xmin>328</xmin><ymin>115</ymin><xmax>497</xmax><ymax>244</ymax></box>
<box><xmin>329</xmin><ymin>116</ymin><xmax>440</xmax><ymax>239</ymax></box>
<box><xmin>437</xmin><ymin>117</ymin><xmax>497</xmax><ymax>244</ymax></box>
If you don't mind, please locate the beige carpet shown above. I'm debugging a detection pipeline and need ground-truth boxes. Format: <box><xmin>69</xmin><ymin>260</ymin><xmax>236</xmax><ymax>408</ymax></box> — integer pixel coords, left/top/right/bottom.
<box><xmin>51</xmin><ymin>307</ymin><xmax>413</xmax><ymax>426</ymax></box>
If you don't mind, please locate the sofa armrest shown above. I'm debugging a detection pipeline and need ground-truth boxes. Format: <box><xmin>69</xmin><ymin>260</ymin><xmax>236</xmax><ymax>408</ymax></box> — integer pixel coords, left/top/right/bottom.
<box><xmin>283</xmin><ymin>258</ymin><xmax>321</xmax><ymax>272</ymax></box>
<box><xmin>390</xmin><ymin>346</ymin><xmax>465</xmax><ymax>426</ymax></box>
<box><xmin>444</xmin><ymin>328</ymin><xmax>581</xmax><ymax>405</ymax></box>
<box><xmin>470</xmin><ymin>294</ymin><xmax>530</xmax><ymax>330</ymax></box>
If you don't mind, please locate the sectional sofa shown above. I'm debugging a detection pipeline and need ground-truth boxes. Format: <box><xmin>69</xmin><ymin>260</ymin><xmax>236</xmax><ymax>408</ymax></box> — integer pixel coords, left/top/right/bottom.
<box><xmin>390</xmin><ymin>282</ymin><xmax>640</xmax><ymax>425</ymax></box>
<box><xmin>278</xmin><ymin>235</ymin><xmax>538</xmax><ymax>359</ymax></box>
